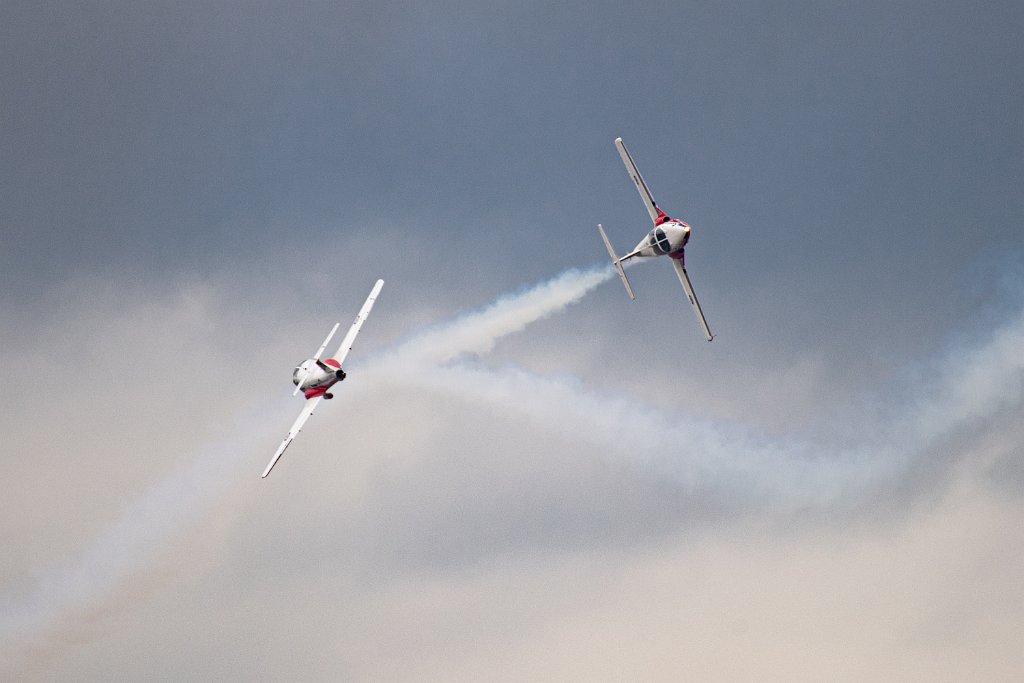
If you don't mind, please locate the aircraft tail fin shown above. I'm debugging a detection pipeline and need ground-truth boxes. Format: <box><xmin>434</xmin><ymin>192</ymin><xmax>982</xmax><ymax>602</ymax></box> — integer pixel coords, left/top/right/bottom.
<box><xmin>598</xmin><ymin>224</ymin><xmax>636</xmax><ymax>301</ymax></box>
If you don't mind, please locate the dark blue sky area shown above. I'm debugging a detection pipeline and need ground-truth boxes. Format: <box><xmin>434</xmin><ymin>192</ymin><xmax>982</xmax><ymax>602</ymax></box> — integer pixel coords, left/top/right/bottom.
<box><xmin>3</xmin><ymin>1</ymin><xmax>1020</xmax><ymax>293</ymax></box>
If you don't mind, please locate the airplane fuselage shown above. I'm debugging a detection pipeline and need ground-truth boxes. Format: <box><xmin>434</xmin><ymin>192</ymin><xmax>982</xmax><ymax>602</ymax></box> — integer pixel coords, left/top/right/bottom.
<box><xmin>632</xmin><ymin>218</ymin><xmax>691</xmax><ymax>259</ymax></box>
<box><xmin>292</xmin><ymin>357</ymin><xmax>346</xmax><ymax>399</ymax></box>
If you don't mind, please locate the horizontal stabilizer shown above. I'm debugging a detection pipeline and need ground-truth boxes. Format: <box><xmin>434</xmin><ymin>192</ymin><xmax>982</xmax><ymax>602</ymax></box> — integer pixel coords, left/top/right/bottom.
<box><xmin>313</xmin><ymin>322</ymin><xmax>341</xmax><ymax>361</ymax></box>
<box><xmin>598</xmin><ymin>224</ymin><xmax>636</xmax><ymax>301</ymax></box>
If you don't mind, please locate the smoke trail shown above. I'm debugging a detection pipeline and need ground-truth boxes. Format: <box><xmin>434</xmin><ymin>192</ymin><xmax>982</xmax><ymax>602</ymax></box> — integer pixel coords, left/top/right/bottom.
<box><xmin>371</xmin><ymin>303</ymin><xmax>1024</xmax><ymax>512</ymax></box>
<box><xmin>369</xmin><ymin>362</ymin><xmax>863</xmax><ymax>509</ymax></box>
<box><xmin>902</xmin><ymin>312</ymin><xmax>1024</xmax><ymax>446</ymax></box>
<box><xmin>376</xmin><ymin>264</ymin><xmax>613</xmax><ymax>367</ymax></box>
<box><xmin>0</xmin><ymin>402</ymin><xmax>280</xmax><ymax>674</ymax></box>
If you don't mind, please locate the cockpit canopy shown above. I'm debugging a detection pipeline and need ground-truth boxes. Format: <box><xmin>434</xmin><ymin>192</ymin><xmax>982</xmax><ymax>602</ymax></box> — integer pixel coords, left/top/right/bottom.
<box><xmin>646</xmin><ymin>221</ymin><xmax>691</xmax><ymax>255</ymax></box>
<box><xmin>648</xmin><ymin>227</ymin><xmax>672</xmax><ymax>254</ymax></box>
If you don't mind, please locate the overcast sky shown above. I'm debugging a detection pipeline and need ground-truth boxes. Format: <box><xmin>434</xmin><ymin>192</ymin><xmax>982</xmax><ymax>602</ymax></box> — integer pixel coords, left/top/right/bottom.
<box><xmin>2</xmin><ymin>1</ymin><xmax>1023</xmax><ymax>680</ymax></box>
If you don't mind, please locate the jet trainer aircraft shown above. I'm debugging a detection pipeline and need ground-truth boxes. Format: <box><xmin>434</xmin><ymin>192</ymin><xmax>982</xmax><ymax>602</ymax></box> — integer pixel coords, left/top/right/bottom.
<box><xmin>598</xmin><ymin>137</ymin><xmax>714</xmax><ymax>341</ymax></box>
<box><xmin>261</xmin><ymin>279</ymin><xmax>384</xmax><ymax>478</ymax></box>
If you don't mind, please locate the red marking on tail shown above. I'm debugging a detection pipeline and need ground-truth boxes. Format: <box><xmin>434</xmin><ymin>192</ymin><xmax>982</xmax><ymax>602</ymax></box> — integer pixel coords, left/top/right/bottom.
<box><xmin>323</xmin><ymin>358</ymin><xmax>340</xmax><ymax>369</ymax></box>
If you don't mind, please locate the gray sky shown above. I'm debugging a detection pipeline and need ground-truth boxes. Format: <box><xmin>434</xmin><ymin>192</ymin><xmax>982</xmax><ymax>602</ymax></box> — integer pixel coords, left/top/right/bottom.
<box><xmin>2</xmin><ymin>1</ymin><xmax>1023</xmax><ymax>680</ymax></box>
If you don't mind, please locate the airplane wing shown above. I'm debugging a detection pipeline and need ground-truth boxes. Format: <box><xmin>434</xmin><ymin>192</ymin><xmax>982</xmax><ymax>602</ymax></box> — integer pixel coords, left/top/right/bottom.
<box><xmin>615</xmin><ymin>137</ymin><xmax>660</xmax><ymax>224</ymax></box>
<box><xmin>670</xmin><ymin>258</ymin><xmax>714</xmax><ymax>342</ymax></box>
<box><xmin>261</xmin><ymin>396</ymin><xmax>324</xmax><ymax>478</ymax></box>
<box><xmin>333</xmin><ymin>279</ymin><xmax>384</xmax><ymax>367</ymax></box>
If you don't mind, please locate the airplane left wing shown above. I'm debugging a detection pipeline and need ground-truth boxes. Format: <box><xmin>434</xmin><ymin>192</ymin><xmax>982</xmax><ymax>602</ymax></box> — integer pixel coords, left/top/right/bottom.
<box><xmin>615</xmin><ymin>137</ymin><xmax>661</xmax><ymax>224</ymax></box>
<box><xmin>261</xmin><ymin>396</ymin><xmax>324</xmax><ymax>478</ymax></box>
<box><xmin>670</xmin><ymin>258</ymin><xmax>714</xmax><ymax>342</ymax></box>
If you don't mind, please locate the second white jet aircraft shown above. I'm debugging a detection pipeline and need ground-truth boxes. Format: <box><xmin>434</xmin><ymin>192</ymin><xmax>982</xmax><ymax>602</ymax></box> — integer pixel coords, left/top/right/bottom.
<box><xmin>598</xmin><ymin>137</ymin><xmax>714</xmax><ymax>341</ymax></box>
<box><xmin>262</xmin><ymin>279</ymin><xmax>384</xmax><ymax>478</ymax></box>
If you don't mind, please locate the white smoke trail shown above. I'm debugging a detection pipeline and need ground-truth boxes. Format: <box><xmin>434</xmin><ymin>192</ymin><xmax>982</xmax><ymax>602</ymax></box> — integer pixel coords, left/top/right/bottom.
<box><xmin>367</xmin><ymin>298</ymin><xmax>1024</xmax><ymax>512</ymax></box>
<box><xmin>369</xmin><ymin>362</ymin><xmax>864</xmax><ymax>508</ymax></box>
<box><xmin>0</xmin><ymin>403</ymin><xmax>280</xmax><ymax>674</ymax></box>
<box><xmin>902</xmin><ymin>312</ymin><xmax>1024</xmax><ymax>447</ymax></box>
<box><xmin>376</xmin><ymin>264</ymin><xmax>613</xmax><ymax>366</ymax></box>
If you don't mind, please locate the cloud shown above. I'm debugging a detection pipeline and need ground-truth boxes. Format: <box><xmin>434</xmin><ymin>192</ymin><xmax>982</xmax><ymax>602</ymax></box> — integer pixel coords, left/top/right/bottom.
<box><xmin>362</xmin><ymin>477</ymin><xmax>1023</xmax><ymax>682</ymax></box>
<box><xmin>3</xmin><ymin>262</ymin><xmax>1024</xmax><ymax>680</ymax></box>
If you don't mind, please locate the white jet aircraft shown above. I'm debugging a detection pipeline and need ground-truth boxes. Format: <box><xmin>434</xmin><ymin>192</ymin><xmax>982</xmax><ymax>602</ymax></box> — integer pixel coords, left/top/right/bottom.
<box><xmin>598</xmin><ymin>137</ymin><xmax>714</xmax><ymax>341</ymax></box>
<box><xmin>261</xmin><ymin>279</ymin><xmax>384</xmax><ymax>478</ymax></box>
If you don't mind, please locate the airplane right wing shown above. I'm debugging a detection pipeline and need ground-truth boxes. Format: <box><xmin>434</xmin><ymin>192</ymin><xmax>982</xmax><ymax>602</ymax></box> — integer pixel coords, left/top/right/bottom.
<box><xmin>332</xmin><ymin>279</ymin><xmax>384</xmax><ymax>367</ymax></box>
<box><xmin>615</xmin><ymin>137</ymin><xmax>660</xmax><ymax>224</ymax></box>
<box><xmin>261</xmin><ymin>396</ymin><xmax>324</xmax><ymax>478</ymax></box>
<box><xmin>670</xmin><ymin>258</ymin><xmax>714</xmax><ymax>342</ymax></box>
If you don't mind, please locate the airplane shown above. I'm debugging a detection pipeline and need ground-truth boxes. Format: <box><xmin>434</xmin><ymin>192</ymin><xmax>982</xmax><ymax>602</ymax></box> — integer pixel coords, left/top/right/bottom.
<box><xmin>598</xmin><ymin>137</ymin><xmax>714</xmax><ymax>342</ymax></box>
<box><xmin>261</xmin><ymin>279</ymin><xmax>384</xmax><ymax>478</ymax></box>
